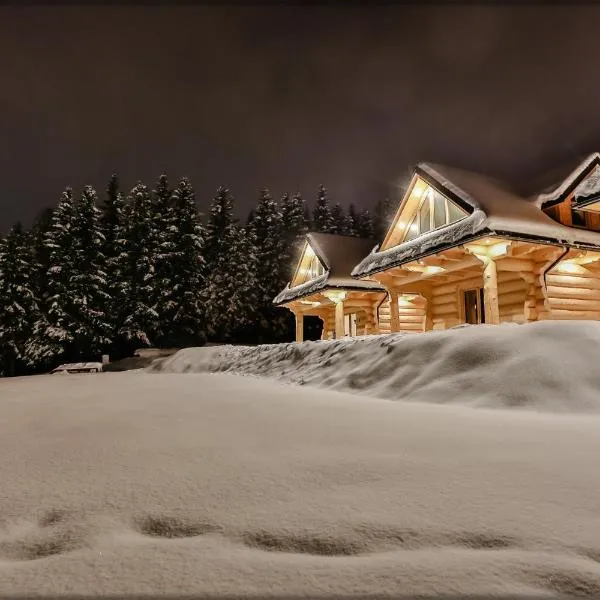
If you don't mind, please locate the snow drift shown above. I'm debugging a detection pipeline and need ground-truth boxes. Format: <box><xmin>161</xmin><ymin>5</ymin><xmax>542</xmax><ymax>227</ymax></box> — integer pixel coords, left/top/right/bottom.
<box><xmin>152</xmin><ymin>320</ymin><xmax>600</xmax><ymax>412</ymax></box>
<box><xmin>2</xmin><ymin>371</ymin><xmax>600</xmax><ymax>597</ymax></box>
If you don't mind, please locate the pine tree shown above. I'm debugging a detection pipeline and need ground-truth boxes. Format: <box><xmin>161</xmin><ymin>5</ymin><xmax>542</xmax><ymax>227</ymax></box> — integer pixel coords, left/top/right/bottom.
<box><xmin>248</xmin><ymin>188</ymin><xmax>286</xmax><ymax>341</ymax></box>
<box><xmin>28</xmin><ymin>207</ymin><xmax>54</xmax><ymax>316</ymax></box>
<box><xmin>205</xmin><ymin>186</ymin><xmax>235</xmax><ymax>274</ymax></box>
<box><xmin>344</xmin><ymin>203</ymin><xmax>359</xmax><ymax>237</ymax></box>
<box><xmin>118</xmin><ymin>182</ymin><xmax>158</xmax><ymax>349</ymax></box>
<box><xmin>0</xmin><ymin>224</ymin><xmax>43</xmax><ymax>376</ymax></box>
<box><xmin>151</xmin><ymin>174</ymin><xmax>177</xmax><ymax>343</ymax></box>
<box><xmin>101</xmin><ymin>174</ymin><xmax>127</xmax><ymax>351</ymax></box>
<box><xmin>166</xmin><ymin>177</ymin><xmax>207</xmax><ymax>346</ymax></box>
<box><xmin>281</xmin><ymin>192</ymin><xmax>309</xmax><ymax>281</ymax></box>
<box><xmin>355</xmin><ymin>209</ymin><xmax>376</xmax><ymax>239</ymax></box>
<box><xmin>312</xmin><ymin>184</ymin><xmax>334</xmax><ymax>233</ymax></box>
<box><xmin>303</xmin><ymin>203</ymin><xmax>313</xmax><ymax>232</ymax></box>
<box><xmin>27</xmin><ymin>188</ymin><xmax>78</xmax><ymax>364</ymax></box>
<box><xmin>374</xmin><ymin>197</ymin><xmax>395</xmax><ymax>242</ymax></box>
<box><xmin>69</xmin><ymin>185</ymin><xmax>111</xmax><ymax>359</ymax></box>
<box><xmin>331</xmin><ymin>203</ymin><xmax>346</xmax><ymax>235</ymax></box>
<box><xmin>204</xmin><ymin>186</ymin><xmax>237</xmax><ymax>341</ymax></box>
<box><xmin>205</xmin><ymin>225</ymin><xmax>259</xmax><ymax>343</ymax></box>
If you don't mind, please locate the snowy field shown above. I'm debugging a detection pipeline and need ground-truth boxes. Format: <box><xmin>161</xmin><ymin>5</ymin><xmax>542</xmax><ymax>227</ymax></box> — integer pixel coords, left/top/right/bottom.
<box><xmin>1</xmin><ymin>323</ymin><xmax>600</xmax><ymax>596</ymax></box>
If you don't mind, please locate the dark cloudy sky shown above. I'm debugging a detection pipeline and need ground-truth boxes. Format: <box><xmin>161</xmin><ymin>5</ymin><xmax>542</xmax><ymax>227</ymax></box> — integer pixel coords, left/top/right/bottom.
<box><xmin>2</xmin><ymin>4</ymin><xmax>600</xmax><ymax>229</ymax></box>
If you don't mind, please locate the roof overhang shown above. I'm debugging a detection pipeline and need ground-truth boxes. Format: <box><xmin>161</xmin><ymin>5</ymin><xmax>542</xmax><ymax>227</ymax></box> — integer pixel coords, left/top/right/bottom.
<box><xmin>535</xmin><ymin>153</ymin><xmax>600</xmax><ymax>209</ymax></box>
<box><xmin>274</xmin><ymin>277</ymin><xmax>386</xmax><ymax>307</ymax></box>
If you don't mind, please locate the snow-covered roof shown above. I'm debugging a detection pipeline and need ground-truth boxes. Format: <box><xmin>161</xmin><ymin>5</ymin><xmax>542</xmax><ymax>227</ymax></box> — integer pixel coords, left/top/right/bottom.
<box><xmin>574</xmin><ymin>166</ymin><xmax>600</xmax><ymax>204</ymax></box>
<box><xmin>533</xmin><ymin>152</ymin><xmax>600</xmax><ymax>207</ymax></box>
<box><xmin>352</xmin><ymin>162</ymin><xmax>600</xmax><ymax>279</ymax></box>
<box><xmin>274</xmin><ymin>233</ymin><xmax>384</xmax><ymax>305</ymax></box>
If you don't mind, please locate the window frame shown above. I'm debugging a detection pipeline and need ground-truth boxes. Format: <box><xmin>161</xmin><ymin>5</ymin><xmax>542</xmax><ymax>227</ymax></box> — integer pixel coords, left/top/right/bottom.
<box><xmin>462</xmin><ymin>287</ymin><xmax>485</xmax><ymax>325</ymax></box>
<box><xmin>400</xmin><ymin>185</ymin><xmax>468</xmax><ymax>243</ymax></box>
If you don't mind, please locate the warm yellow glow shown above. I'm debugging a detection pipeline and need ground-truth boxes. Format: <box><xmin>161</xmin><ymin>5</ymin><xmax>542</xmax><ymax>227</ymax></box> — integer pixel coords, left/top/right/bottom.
<box><xmin>404</xmin><ymin>264</ymin><xmax>445</xmax><ymax>275</ymax></box>
<box><xmin>398</xmin><ymin>294</ymin><xmax>418</xmax><ymax>307</ymax></box>
<box><xmin>487</xmin><ymin>242</ymin><xmax>510</xmax><ymax>258</ymax></box>
<box><xmin>423</xmin><ymin>265</ymin><xmax>445</xmax><ymax>275</ymax></box>
<box><xmin>464</xmin><ymin>240</ymin><xmax>510</xmax><ymax>259</ymax></box>
<box><xmin>324</xmin><ymin>290</ymin><xmax>347</xmax><ymax>304</ymax></box>
<box><xmin>411</xmin><ymin>180</ymin><xmax>427</xmax><ymax>198</ymax></box>
<box><xmin>570</xmin><ymin>252</ymin><xmax>600</xmax><ymax>266</ymax></box>
<box><xmin>304</xmin><ymin>245</ymin><xmax>315</xmax><ymax>258</ymax></box>
<box><xmin>299</xmin><ymin>300</ymin><xmax>320</xmax><ymax>306</ymax></box>
<box><xmin>557</xmin><ymin>260</ymin><xmax>586</xmax><ymax>274</ymax></box>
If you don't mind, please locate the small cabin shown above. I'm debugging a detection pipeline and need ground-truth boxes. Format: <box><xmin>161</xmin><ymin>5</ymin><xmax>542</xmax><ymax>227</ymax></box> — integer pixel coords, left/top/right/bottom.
<box><xmin>275</xmin><ymin>154</ymin><xmax>600</xmax><ymax>338</ymax></box>
<box><xmin>274</xmin><ymin>233</ymin><xmax>386</xmax><ymax>341</ymax></box>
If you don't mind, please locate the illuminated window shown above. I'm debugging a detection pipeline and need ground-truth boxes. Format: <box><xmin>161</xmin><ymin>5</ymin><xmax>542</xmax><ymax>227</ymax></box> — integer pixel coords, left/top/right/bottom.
<box><xmin>307</xmin><ymin>255</ymin><xmax>325</xmax><ymax>280</ymax></box>
<box><xmin>401</xmin><ymin>185</ymin><xmax>468</xmax><ymax>242</ymax></box>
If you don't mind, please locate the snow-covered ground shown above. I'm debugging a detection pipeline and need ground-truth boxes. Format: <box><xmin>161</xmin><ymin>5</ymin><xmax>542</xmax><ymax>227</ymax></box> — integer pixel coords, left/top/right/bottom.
<box><xmin>1</xmin><ymin>322</ymin><xmax>600</xmax><ymax>596</ymax></box>
<box><xmin>153</xmin><ymin>320</ymin><xmax>600</xmax><ymax>413</ymax></box>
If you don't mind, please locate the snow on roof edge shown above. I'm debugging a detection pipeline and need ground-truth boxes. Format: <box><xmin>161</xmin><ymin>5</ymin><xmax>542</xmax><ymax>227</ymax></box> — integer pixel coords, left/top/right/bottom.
<box><xmin>534</xmin><ymin>153</ymin><xmax>600</xmax><ymax>207</ymax></box>
<box><xmin>273</xmin><ymin>272</ymin><xmax>330</xmax><ymax>305</ymax></box>
<box><xmin>352</xmin><ymin>211</ymin><xmax>488</xmax><ymax>278</ymax></box>
<box><xmin>273</xmin><ymin>272</ymin><xmax>384</xmax><ymax>306</ymax></box>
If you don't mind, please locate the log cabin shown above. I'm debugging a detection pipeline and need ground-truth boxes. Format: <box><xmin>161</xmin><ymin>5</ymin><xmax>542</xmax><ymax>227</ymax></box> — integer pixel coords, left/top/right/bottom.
<box><xmin>276</xmin><ymin>153</ymin><xmax>600</xmax><ymax>340</ymax></box>
<box><xmin>273</xmin><ymin>233</ymin><xmax>386</xmax><ymax>341</ymax></box>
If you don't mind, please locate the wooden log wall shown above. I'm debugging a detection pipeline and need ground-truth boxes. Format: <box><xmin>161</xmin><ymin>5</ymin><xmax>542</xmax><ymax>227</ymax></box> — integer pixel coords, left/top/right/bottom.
<box><xmin>430</xmin><ymin>266</ymin><xmax>530</xmax><ymax>328</ymax></box>
<box><xmin>378</xmin><ymin>296</ymin><xmax>426</xmax><ymax>333</ymax></box>
<box><xmin>378</xmin><ymin>299</ymin><xmax>392</xmax><ymax>334</ymax></box>
<box><xmin>545</xmin><ymin>263</ymin><xmax>600</xmax><ymax>320</ymax></box>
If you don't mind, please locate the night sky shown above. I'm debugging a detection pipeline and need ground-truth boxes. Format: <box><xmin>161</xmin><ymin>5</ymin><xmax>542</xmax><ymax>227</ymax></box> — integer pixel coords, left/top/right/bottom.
<box><xmin>2</xmin><ymin>5</ymin><xmax>600</xmax><ymax>230</ymax></box>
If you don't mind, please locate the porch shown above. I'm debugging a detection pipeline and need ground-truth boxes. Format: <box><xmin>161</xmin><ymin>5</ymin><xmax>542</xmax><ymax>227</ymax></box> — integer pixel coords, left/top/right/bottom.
<box><xmin>369</xmin><ymin>236</ymin><xmax>600</xmax><ymax>333</ymax></box>
<box><xmin>285</xmin><ymin>288</ymin><xmax>387</xmax><ymax>342</ymax></box>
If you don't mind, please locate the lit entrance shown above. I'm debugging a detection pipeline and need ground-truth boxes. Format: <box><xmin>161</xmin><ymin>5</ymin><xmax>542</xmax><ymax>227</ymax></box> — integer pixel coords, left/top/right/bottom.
<box><xmin>463</xmin><ymin>288</ymin><xmax>485</xmax><ymax>324</ymax></box>
<box><xmin>344</xmin><ymin>313</ymin><xmax>357</xmax><ymax>337</ymax></box>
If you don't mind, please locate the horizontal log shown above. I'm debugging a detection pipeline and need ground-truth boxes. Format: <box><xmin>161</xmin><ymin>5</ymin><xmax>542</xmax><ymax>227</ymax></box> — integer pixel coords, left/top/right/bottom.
<box><xmin>399</xmin><ymin>315</ymin><xmax>426</xmax><ymax>324</ymax></box>
<box><xmin>500</xmin><ymin>303</ymin><xmax>526</xmax><ymax>315</ymax></box>
<box><xmin>433</xmin><ymin>306</ymin><xmax>459</xmax><ymax>318</ymax></box>
<box><xmin>497</xmin><ymin>258</ymin><xmax>534</xmax><ymax>272</ymax></box>
<box><xmin>433</xmin><ymin>278</ymin><xmax>479</xmax><ymax>295</ymax></box>
<box><xmin>546</xmin><ymin>274</ymin><xmax>600</xmax><ymax>288</ymax></box>
<box><xmin>398</xmin><ymin>308</ymin><xmax>427</xmax><ymax>316</ymax></box>
<box><xmin>499</xmin><ymin>279</ymin><xmax>528</xmax><ymax>295</ymax></box>
<box><xmin>546</xmin><ymin>285</ymin><xmax>600</xmax><ymax>300</ymax></box>
<box><xmin>548</xmin><ymin>298</ymin><xmax>600</xmax><ymax>311</ymax></box>
<box><xmin>498</xmin><ymin>291</ymin><xmax>527</xmax><ymax>306</ymax></box>
<box><xmin>432</xmin><ymin>292</ymin><xmax>457</xmax><ymax>305</ymax></box>
<box><xmin>391</xmin><ymin>256</ymin><xmax>482</xmax><ymax>286</ymax></box>
<box><xmin>547</xmin><ymin>268</ymin><xmax>600</xmax><ymax>280</ymax></box>
<box><xmin>344</xmin><ymin>300</ymin><xmax>378</xmax><ymax>308</ymax></box>
<box><xmin>549</xmin><ymin>309</ymin><xmax>600</xmax><ymax>319</ymax></box>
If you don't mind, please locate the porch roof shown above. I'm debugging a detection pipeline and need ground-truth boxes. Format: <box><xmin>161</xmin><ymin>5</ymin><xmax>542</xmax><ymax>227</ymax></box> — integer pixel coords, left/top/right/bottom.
<box><xmin>274</xmin><ymin>232</ymin><xmax>385</xmax><ymax>305</ymax></box>
<box><xmin>352</xmin><ymin>162</ymin><xmax>600</xmax><ymax>279</ymax></box>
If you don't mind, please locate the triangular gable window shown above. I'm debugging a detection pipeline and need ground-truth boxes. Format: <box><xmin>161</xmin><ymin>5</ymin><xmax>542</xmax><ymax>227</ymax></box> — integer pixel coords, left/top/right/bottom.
<box><xmin>382</xmin><ymin>177</ymin><xmax>469</xmax><ymax>250</ymax></box>
<box><xmin>400</xmin><ymin>184</ymin><xmax>468</xmax><ymax>242</ymax></box>
<box><xmin>292</xmin><ymin>242</ymin><xmax>326</xmax><ymax>287</ymax></box>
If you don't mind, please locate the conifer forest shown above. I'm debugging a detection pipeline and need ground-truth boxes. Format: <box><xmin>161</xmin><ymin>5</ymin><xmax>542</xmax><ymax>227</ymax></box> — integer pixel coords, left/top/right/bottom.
<box><xmin>0</xmin><ymin>174</ymin><xmax>396</xmax><ymax>376</ymax></box>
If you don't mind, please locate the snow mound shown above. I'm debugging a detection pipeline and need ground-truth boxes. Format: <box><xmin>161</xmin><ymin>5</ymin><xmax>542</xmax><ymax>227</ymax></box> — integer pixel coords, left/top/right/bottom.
<box><xmin>152</xmin><ymin>320</ymin><xmax>600</xmax><ymax>412</ymax></box>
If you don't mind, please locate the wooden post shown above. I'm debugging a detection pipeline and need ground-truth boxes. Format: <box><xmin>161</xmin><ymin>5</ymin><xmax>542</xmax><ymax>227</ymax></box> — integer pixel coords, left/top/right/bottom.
<box><xmin>371</xmin><ymin>301</ymin><xmax>380</xmax><ymax>335</ymax></box>
<box><xmin>389</xmin><ymin>290</ymin><xmax>400</xmax><ymax>333</ymax></box>
<box><xmin>422</xmin><ymin>291</ymin><xmax>434</xmax><ymax>331</ymax></box>
<box><xmin>482</xmin><ymin>257</ymin><xmax>500</xmax><ymax>324</ymax></box>
<box><xmin>334</xmin><ymin>300</ymin><xmax>344</xmax><ymax>339</ymax></box>
<box><xmin>295</xmin><ymin>312</ymin><xmax>304</xmax><ymax>342</ymax></box>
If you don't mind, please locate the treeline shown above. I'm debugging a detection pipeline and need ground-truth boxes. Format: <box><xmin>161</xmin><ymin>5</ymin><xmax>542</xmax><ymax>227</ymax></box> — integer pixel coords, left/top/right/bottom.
<box><xmin>0</xmin><ymin>174</ymin><xmax>396</xmax><ymax>376</ymax></box>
